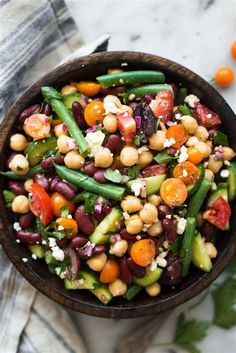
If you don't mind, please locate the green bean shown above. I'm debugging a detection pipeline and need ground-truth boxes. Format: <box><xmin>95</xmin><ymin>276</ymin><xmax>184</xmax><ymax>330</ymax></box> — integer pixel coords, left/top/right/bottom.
<box><xmin>0</xmin><ymin>164</ymin><xmax>45</xmax><ymax>180</ymax></box>
<box><xmin>122</xmin><ymin>84</ymin><xmax>173</xmax><ymax>103</ymax></box>
<box><xmin>181</xmin><ymin>217</ymin><xmax>196</xmax><ymax>277</ymax></box>
<box><xmin>177</xmin><ymin>87</ymin><xmax>187</xmax><ymax>105</ymax></box>
<box><xmin>187</xmin><ymin>179</ymin><xmax>212</xmax><ymax>217</ymax></box>
<box><xmin>124</xmin><ymin>284</ymin><xmax>142</xmax><ymax>301</ymax></box>
<box><xmin>97</xmin><ymin>70</ymin><xmax>165</xmax><ymax>88</ymax></box>
<box><xmin>54</xmin><ymin>165</ymin><xmax>125</xmax><ymax>201</ymax></box>
<box><xmin>41</xmin><ymin>87</ymin><xmax>90</xmax><ymax>157</ymax></box>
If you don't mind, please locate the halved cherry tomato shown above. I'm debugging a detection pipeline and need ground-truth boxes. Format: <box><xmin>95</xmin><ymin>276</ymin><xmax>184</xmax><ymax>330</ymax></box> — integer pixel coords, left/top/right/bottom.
<box><xmin>187</xmin><ymin>147</ymin><xmax>204</xmax><ymax>165</ymax></box>
<box><xmin>160</xmin><ymin>178</ymin><xmax>188</xmax><ymax>207</ymax></box>
<box><xmin>215</xmin><ymin>66</ymin><xmax>234</xmax><ymax>87</ymax></box>
<box><xmin>203</xmin><ymin>196</ymin><xmax>231</xmax><ymax>230</ymax></box>
<box><xmin>100</xmin><ymin>259</ymin><xmax>120</xmax><ymax>283</ymax></box>
<box><xmin>194</xmin><ymin>103</ymin><xmax>221</xmax><ymax>128</ymax></box>
<box><xmin>84</xmin><ymin>101</ymin><xmax>105</xmax><ymax>126</ymax></box>
<box><xmin>75</xmin><ymin>81</ymin><xmax>101</xmax><ymax>97</ymax></box>
<box><xmin>150</xmin><ymin>90</ymin><xmax>174</xmax><ymax>124</ymax></box>
<box><xmin>50</xmin><ymin>192</ymin><xmax>75</xmax><ymax>218</ymax></box>
<box><xmin>131</xmin><ymin>239</ymin><xmax>156</xmax><ymax>267</ymax></box>
<box><xmin>141</xmin><ymin>164</ymin><xmax>168</xmax><ymax>177</ymax></box>
<box><xmin>166</xmin><ymin>124</ymin><xmax>188</xmax><ymax>148</ymax></box>
<box><xmin>29</xmin><ymin>183</ymin><xmax>53</xmax><ymax>225</ymax></box>
<box><xmin>231</xmin><ymin>40</ymin><xmax>236</xmax><ymax>59</ymax></box>
<box><xmin>55</xmin><ymin>218</ymin><xmax>78</xmax><ymax>238</ymax></box>
<box><xmin>23</xmin><ymin>114</ymin><xmax>51</xmax><ymax>140</ymax></box>
<box><xmin>117</xmin><ymin>112</ymin><xmax>136</xmax><ymax>145</ymax></box>
<box><xmin>173</xmin><ymin>161</ymin><xmax>199</xmax><ymax>185</ymax></box>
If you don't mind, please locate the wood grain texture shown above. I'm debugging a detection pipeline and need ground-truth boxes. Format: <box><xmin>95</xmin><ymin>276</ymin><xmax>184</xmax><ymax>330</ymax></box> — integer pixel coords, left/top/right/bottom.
<box><xmin>0</xmin><ymin>51</ymin><xmax>236</xmax><ymax>318</ymax></box>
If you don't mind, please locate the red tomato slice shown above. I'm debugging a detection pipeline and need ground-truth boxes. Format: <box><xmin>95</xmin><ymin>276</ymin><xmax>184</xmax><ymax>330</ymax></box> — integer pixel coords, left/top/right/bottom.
<box><xmin>149</xmin><ymin>90</ymin><xmax>174</xmax><ymax>124</ymax></box>
<box><xmin>117</xmin><ymin>112</ymin><xmax>136</xmax><ymax>145</ymax></box>
<box><xmin>203</xmin><ymin>196</ymin><xmax>231</xmax><ymax>230</ymax></box>
<box><xmin>141</xmin><ymin>164</ymin><xmax>167</xmax><ymax>177</ymax></box>
<box><xmin>29</xmin><ymin>183</ymin><xmax>53</xmax><ymax>225</ymax></box>
<box><xmin>194</xmin><ymin>103</ymin><xmax>221</xmax><ymax>128</ymax></box>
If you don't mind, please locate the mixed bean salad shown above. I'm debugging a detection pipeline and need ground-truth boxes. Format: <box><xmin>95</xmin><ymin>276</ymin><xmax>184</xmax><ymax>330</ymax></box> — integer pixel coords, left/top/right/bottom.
<box><xmin>2</xmin><ymin>69</ymin><xmax>236</xmax><ymax>304</ymax></box>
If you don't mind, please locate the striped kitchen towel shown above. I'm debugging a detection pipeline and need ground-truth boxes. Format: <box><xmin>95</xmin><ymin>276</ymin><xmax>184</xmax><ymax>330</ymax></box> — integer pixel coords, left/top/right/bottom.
<box><xmin>0</xmin><ymin>1</ymin><xmax>109</xmax><ymax>353</ymax></box>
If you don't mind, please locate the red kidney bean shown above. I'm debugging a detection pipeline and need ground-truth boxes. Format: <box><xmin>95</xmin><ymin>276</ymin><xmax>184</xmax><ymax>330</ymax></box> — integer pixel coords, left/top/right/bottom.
<box><xmin>93</xmin><ymin>245</ymin><xmax>107</xmax><ymax>255</ymax></box>
<box><xmin>64</xmin><ymin>247</ymin><xmax>80</xmax><ymax>281</ymax></box>
<box><xmin>83</xmin><ymin>162</ymin><xmax>99</xmax><ymax>176</ymax></box>
<box><xmin>104</xmin><ymin>134</ymin><xmax>122</xmax><ymax>154</ymax></box>
<box><xmin>72</xmin><ymin>101</ymin><xmax>87</xmax><ymax>128</ymax></box>
<box><xmin>119</xmin><ymin>258</ymin><xmax>132</xmax><ymax>285</ymax></box>
<box><xmin>33</xmin><ymin>174</ymin><xmax>50</xmax><ymax>192</ymax></box>
<box><xmin>74</xmin><ymin>205</ymin><xmax>95</xmax><ymax>235</ymax></box>
<box><xmin>162</xmin><ymin>256</ymin><xmax>182</xmax><ymax>286</ymax></box>
<box><xmin>42</xmin><ymin>103</ymin><xmax>52</xmax><ymax>116</ymax></box>
<box><xmin>126</xmin><ymin>258</ymin><xmax>146</xmax><ymax>278</ymax></box>
<box><xmin>8</xmin><ymin>180</ymin><xmax>26</xmax><ymax>195</ymax></box>
<box><xmin>40</xmin><ymin>155</ymin><xmax>65</xmax><ymax>171</ymax></box>
<box><xmin>94</xmin><ymin>210</ymin><xmax>106</xmax><ymax>222</ymax></box>
<box><xmin>120</xmin><ymin>229</ymin><xmax>137</xmax><ymax>241</ymax></box>
<box><xmin>100</xmin><ymin>85</ymin><xmax>126</xmax><ymax>96</ymax></box>
<box><xmin>157</xmin><ymin>205</ymin><xmax>173</xmax><ymax>220</ymax></box>
<box><xmin>19</xmin><ymin>212</ymin><xmax>34</xmax><ymax>229</ymax></box>
<box><xmin>141</xmin><ymin>164</ymin><xmax>168</xmax><ymax>177</ymax></box>
<box><xmin>94</xmin><ymin>169</ymin><xmax>106</xmax><ymax>183</ymax></box>
<box><xmin>71</xmin><ymin>235</ymin><xmax>88</xmax><ymax>249</ymax></box>
<box><xmin>142</xmin><ymin>94</ymin><xmax>153</xmax><ymax>104</ymax></box>
<box><xmin>103</xmin><ymin>204</ymin><xmax>112</xmax><ymax>214</ymax></box>
<box><xmin>53</xmin><ymin>180</ymin><xmax>75</xmax><ymax>200</ymax></box>
<box><xmin>19</xmin><ymin>104</ymin><xmax>40</xmax><ymax>123</ymax></box>
<box><xmin>167</xmin><ymin>147</ymin><xmax>177</xmax><ymax>156</ymax></box>
<box><xmin>6</xmin><ymin>153</ymin><xmax>17</xmax><ymax>168</ymax></box>
<box><xmin>16</xmin><ymin>230</ymin><xmax>42</xmax><ymax>245</ymax></box>
<box><xmin>162</xmin><ymin>219</ymin><xmax>177</xmax><ymax>242</ymax></box>
<box><xmin>201</xmin><ymin>222</ymin><xmax>216</xmax><ymax>241</ymax></box>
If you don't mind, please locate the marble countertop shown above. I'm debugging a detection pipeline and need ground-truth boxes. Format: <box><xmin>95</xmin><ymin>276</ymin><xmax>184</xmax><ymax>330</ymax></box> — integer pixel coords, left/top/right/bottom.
<box><xmin>64</xmin><ymin>1</ymin><xmax>236</xmax><ymax>353</ymax></box>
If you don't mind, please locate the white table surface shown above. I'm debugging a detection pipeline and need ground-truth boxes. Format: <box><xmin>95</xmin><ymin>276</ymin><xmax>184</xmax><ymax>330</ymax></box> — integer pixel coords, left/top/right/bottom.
<box><xmin>64</xmin><ymin>1</ymin><xmax>236</xmax><ymax>353</ymax></box>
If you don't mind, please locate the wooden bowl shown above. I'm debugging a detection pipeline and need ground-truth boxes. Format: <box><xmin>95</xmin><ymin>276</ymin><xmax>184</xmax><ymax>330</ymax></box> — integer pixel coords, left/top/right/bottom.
<box><xmin>0</xmin><ymin>51</ymin><xmax>236</xmax><ymax>318</ymax></box>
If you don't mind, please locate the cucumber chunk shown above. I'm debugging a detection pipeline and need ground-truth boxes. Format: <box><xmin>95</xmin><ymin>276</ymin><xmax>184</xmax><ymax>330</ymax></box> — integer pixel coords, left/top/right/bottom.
<box><xmin>28</xmin><ymin>245</ymin><xmax>45</xmax><ymax>259</ymax></box>
<box><xmin>127</xmin><ymin>174</ymin><xmax>166</xmax><ymax>196</ymax></box>
<box><xmin>207</xmin><ymin>183</ymin><xmax>228</xmax><ymax>207</ymax></box>
<box><xmin>228</xmin><ymin>161</ymin><xmax>236</xmax><ymax>202</ymax></box>
<box><xmin>62</xmin><ymin>93</ymin><xmax>83</xmax><ymax>109</ymax></box>
<box><xmin>192</xmin><ymin>233</ymin><xmax>212</xmax><ymax>272</ymax></box>
<box><xmin>91</xmin><ymin>285</ymin><xmax>113</xmax><ymax>304</ymax></box>
<box><xmin>124</xmin><ymin>284</ymin><xmax>142</xmax><ymax>301</ymax></box>
<box><xmin>64</xmin><ymin>270</ymin><xmax>98</xmax><ymax>290</ymax></box>
<box><xmin>134</xmin><ymin>267</ymin><xmax>163</xmax><ymax>287</ymax></box>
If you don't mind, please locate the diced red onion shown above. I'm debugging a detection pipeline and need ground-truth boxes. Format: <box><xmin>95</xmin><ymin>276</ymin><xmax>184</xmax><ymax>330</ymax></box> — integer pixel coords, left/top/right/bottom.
<box><xmin>44</xmin><ymin>117</ymin><xmax>50</xmax><ymax>123</ymax></box>
<box><xmin>62</xmin><ymin>123</ymin><xmax>67</xmax><ymax>132</ymax></box>
<box><xmin>95</xmin><ymin>203</ymin><xmax>103</xmax><ymax>214</ymax></box>
<box><xmin>66</xmin><ymin>139</ymin><xmax>76</xmax><ymax>150</ymax></box>
<box><xmin>110</xmin><ymin>234</ymin><xmax>122</xmax><ymax>243</ymax></box>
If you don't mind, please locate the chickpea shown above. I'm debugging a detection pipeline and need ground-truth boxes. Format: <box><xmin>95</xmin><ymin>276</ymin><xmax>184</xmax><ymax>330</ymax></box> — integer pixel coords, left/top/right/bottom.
<box><xmin>205</xmin><ymin>242</ymin><xmax>218</xmax><ymax>259</ymax></box>
<box><xmin>121</xmin><ymin>196</ymin><xmax>142</xmax><ymax>213</ymax></box>
<box><xmin>194</xmin><ymin>126</ymin><xmax>209</xmax><ymax>142</ymax></box>
<box><xmin>120</xmin><ymin>147</ymin><xmax>138</xmax><ymax>167</ymax></box>
<box><xmin>207</xmin><ymin>155</ymin><xmax>223</xmax><ymax>173</ymax></box>
<box><xmin>10</xmin><ymin>134</ymin><xmax>28</xmax><ymax>151</ymax></box>
<box><xmin>139</xmin><ymin>203</ymin><xmax>158</xmax><ymax>224</ymax></box>
<box><xmin>148</xmin><ymin>195</ymin><xmax>161</xmax><ymax>207</ymax></box>
<box><xmin>12</xmin><ymin>195</ymin><xmax>30</xmax><ymax>214</ymax></box>
<box><xmin>120</xmin><ymin>105</ymin><xmax>133</xmax><ymax>115</ymax></box>
<box><xmin>125</xmin><ymin>215</ymin><xmax>143</xmax><ymax>234</ymax></box>
<box><xmin>186</xmin><ymin>136</ymin><xmax>199</xmax><ymax>147</ymax></box>
<box><xmin>138</xmin><ymin>150</ymin><xmax>153</xmax><ymax>168</ymax></box>
<box><xmin>109</xmin><ymin>279</ymin><xmax>127</xmax><ymax>297</ymax></box>
<box><xmin>54</xmin><ymin>123</ymin><xmax>68</xmax><ymax>137</ymax></box>
<box><xmin>195</xmin><ymin>141</ymin><xmax>211</xmax><ymax>157</ymax></box>
<box><xmin>145</xmin><ymin>282</ymin><xmax>161</xmax><ymax>297</ymax></box>
<box><xmin>103</xmin><ymin>95</ymin><xmax>122</xmax><ymax>108</ymax></box>
<box><xmin>110</xmin><ymin>240</ymin><xmax>128</xmax><ymax>257</ymax></box>
<box><xmin>103</xmin><ymin>113</ymin><xmax>117</xmax><ymax>133</ymax></box>
<box><xmin>57</xmin><ymin>135</ymin><xmax>76</xmax><ymax>154</ymax></box>
<box><xmin>94</xmin><ymin>147</ymin><xmax>113</xmax><ymax>168</ymax></box>
<box><xmin>64</xmin><ymin>150</ymin><xmax>85</xmax><ymax>169</ymax></box>
<box><xmin>61</xmin><ymin>85</ymin><xmax>77</xmax><ymax>95</ymax></box>
<box><xmin>147</xmin><ymin>221</ymin><xmax>163</xmax><ymax>237</ymax></box>
<box><xmin>87</xmin><ymin>253</ymin><xmax>107</xmax><ymax>272</ymax></box>
<box><xmin>222</xmin><ymin>147</ymin><xmax>236</xmax><ymax>161</ymax></box>
<box><xmin>205</xmin><ymin>140</ymin><xmax>213</xmax><ymax>149</ymax></box>
<box><xmin>181</xmin><ymin>115</ymin><xmax>198</xmax><ymax>134</ymax></box>
<box><xmin>24</xmin><ymin>178</ymin><xmax>34</xmax><ymax>192</ymax></box>
<box><xmin>205</xmin><ymin>169</ymin><xmax>214</xmax><ymax>181</ymax></box>
<box><xmin>149</xmin><ymin>130</ymin><xmax>166</xmax><ymax>151</ymax></box>
<box><xmin>9</xmin><ymin>154</ymin><xmax>29</xmax><ymax>175</ymax></box>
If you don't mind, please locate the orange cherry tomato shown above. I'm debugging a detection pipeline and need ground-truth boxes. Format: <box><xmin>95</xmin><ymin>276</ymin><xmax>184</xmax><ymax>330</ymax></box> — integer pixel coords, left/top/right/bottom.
<box><xmin>52</xmin><ymin>118</ymin><xmax>62</xmax><ymax>127</ymax></box>
<box><xmin>29</xmin><ymin>183</ymin><xmax>53</xmax><ymax>225</ymax></box>
<box><xmin>55</xmin><ymin>218</ymin><xmax>78</xmax><ymax>238</ymax></box>
<box><xmin>215</xmin><ymin>66</ymin><xmax>234</xmax><ymax>87</ymax></box>
<box><xmin>231</xmin><ymin>41</ymin><xmax>236</xmax><ymax>59</ymax></box>
<box><xmin>84</xmin><ymin>101</ymin><xmax>105</xmax><ymax>127</ymax></box>
<box><xmin>131</xmin><ymin>239</ymin><xmax>156</xmax><ymax>267</ymax></box>
<box><xmin>166</xmin><ymin>124</ymin><xmax>188</xmax><ymax>148</ymax></box>
<box><xmin>23</xmin><ymin>114</ymin><xmax>51</xmax><ymax>140</ymax></box>
<box><xmin>100</xmin><ymin>259</ymin><xmax>120</xmax><ymax>283</ymax></box>
<box><xmin>160</xmin><ymin>178</ymin><xmax>188</xmax><ymax>207</ymax></box>
<box><xmin>75</xmin><ymin>81</ymin><xmax>101</xmax><ymax>97</ymax></box>
<box><xmin>50</xmin><ymin>192</ymin><xmax>75</xmax><ymax>218</ymax></box>
<box><xmin>187</xmin><ymin>147</ymin><xmax>204</xmax><ymax>165</ymax></box>
<box><xmin>173</xmin><ymin>161</ymin><xmax>200</xmax><ymax>185</ymax></box>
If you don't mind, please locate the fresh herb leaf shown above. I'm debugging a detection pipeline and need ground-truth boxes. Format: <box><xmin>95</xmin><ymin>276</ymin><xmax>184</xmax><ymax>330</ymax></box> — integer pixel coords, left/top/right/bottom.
<box><xmin>3</xmin><ymin>189</ymin><xmax>16</xmax><ymax>207</ymax></box>
<box><xmin>84</xmin><ymin>193</ymin><xmax>97</xmax><ymax>214</ymax></box>
<box><xmin>154</xmin><ymin>151</ymin><xmax>177</xmax><ymax>164</ymax></box>
<box><xmin>177</xmin><ymin>342</ymin><xmax>201</xmax><ymax>353</ymax></box>
<box><xmin>36</xmin><ymin>217</ymin><xmax>49</xmax><ymax>240</ymax></box>
<box><xmin>60</xmin><ymin>255</ymin><xmax>71</xmax><ymax>273</ymax></box>
<box><xmin>104</xmin><ymin>168</ymin><xmax>122</xmax><ymax>183</ymax></box>
<box><xmin>178</xmin><ymin>104</ymin><xmax>191</xmax><ymax>116</ymax></box>
<box><xmin>36</xmin><ymin>218</ymin><xmax>66</xmax><ymax>240</ymax></box>
<box><xmin>50</xmin><ymin>231</ymin><xmax>66</xmax><ymax>240</ymax></box>
<box><xmin>212</xmin><ymin>276</ymin><xmax>236</xmax><ymax>328</ymax></box>
<box><xmin>154</xmin><ymin>118</ymin><xmax>161</xmax><ymax>132</ymax></box>
<box><xmin>170</xmin><ymin>236</ymin><xmax>182</xmax><ymax>252</ymax></box>
<box><xmin>60</xmin><ymin>205</ymin><xmax>69</xmax><ymax>218</ymax></box>
<box><xmin>43</xmin><ymin>148</ymin><xmax>60</xmax><ymax>158</ymax></box>
<box><xmin>133</xmin><ymin>135</ymin><xmax>143</xmax><ymax>147</ymax></box>
<box><xmin>214</xmin><ymin>131</ymin><xmax>229</xmax><ymax>147</ymax></box>
<box><xmin>127</xmin><ymin>165</ymin><xmax>141</xmax><ymax>180</ymax></box>
<box><xmin>225</xmin><ymin>255</ymin><xmax>236</xmax><ymax>274</ymax></box>
<box><xmin>174</xmin><ymin>313</ymin><xmax>209</xmax><ymax>343</ymax></box>
<box><xmin>73</xmin><ymin>191</ymin><xmax>90</xmax><ymax>203</ymax></box>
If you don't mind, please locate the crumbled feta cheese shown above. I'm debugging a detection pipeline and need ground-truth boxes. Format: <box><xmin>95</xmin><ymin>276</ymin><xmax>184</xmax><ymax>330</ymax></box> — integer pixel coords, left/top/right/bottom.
<box><xmin>128</xmin><ymin>94</ymin><xmax>136</xmax><ymax>101</ymax></box>
<box><xmin>67</xmin><ymin>214</ymin><xmax>72</xmax><ymax>219</ymax></box>
<box><xmin>121</xmin><ymin>62</ymin><xmax>128</xmax><ymax>66</ymax></box>
<box><xmin>163</xmin><ymin>137</ymin><xmax>176</xmax><ymax>148</ymax></box>
<box><xmin>175</xmin><ymin>113</ymin><xmax>182</xmax><ymax>120</ymax></box>
<box><xmin>57</xmin><ymin>225</ymin><xmax>64</xmax><ymax>231</ymax></box>
<box><xmin>55</xmin><ymin>267</ymin><xmax>66</xmax><ymax>279</ymax></box>
<box><xmin>182</xmin><ymin>169</ymin><xmax>188</xmax><ymax>177</ymax></box>
<box><xmin>13</xmin><ymin>222</ymin><xmax>21</xmax><ymax>231</ymax></box>
<box><xmin>224</xmin><ymin>160</ymin><xmax>231</xmax><ymax>166</ymax></box>
<box><xmin>22</xmin><ymin>258</ymin><xmax>28</xmax><ymax>263</ymax></box>
<box><xmin>177</xmin><ymin>218</ymin><xmax>187</xmax><ymax>235</ymax></box>
<box><xmin>211</xmin><ymin>182</ymin><xmax>217</xmax><ymax>191</ymax></box>
<box><xmin>136</xmin><ymin>235</ymin><xmax>141</xmax><ymax>240</ymax></box>
<box><xmin>52</xmin><ymin>246</ymin><xmax>65</xmax><ymax>261</ymax></box>
<box><xmin>163</xmin><ymin>240</ymin><xmax>170</xmax><ymax>249</ymax></box>
<box><xmin>150</xmin><ymin>260</ymin><xmax>158</xmax><ymax>271</ymax></box>
<box><xmin>103</xmin><ymin>101</ymin><xmax>122</xmax><ymax>115</ymax></box>
<box><xmin>78</xmin><ymin>278</ymin><xmax>84</xmax><ymax>285</ymax></box>
<box><xmin>165</xmin><ymin>214</ymin><xmax>172</xmax><ymax>219</ymax></box>
<box><xmin>156</xmin><ymin>256</ymin><xmax>167</xmax><ymax>268</ymax></box>
<box><xmin>16</xmin><ymin>239</ymin><xmax>21</xmax><ymax>243</ymax></box>
<box><xmin>130</xmin><ymin>180</ymin><xmax>146</xmax><ymax>197</ymax></box>
<box><xmin>123</xmin><ymin>212</ymin><xmax>130</xmax><ymax>220</ymax></box>
<box><xmin>48</xmin><ymin>237</ymin><xmax>57</xmax><ymax>248</ymax></box>
<box><xmin>138</xmin><ymin>146</ymin><xmax>149</xmax><ymax>154</ymax></box>
<box><xmin>85</xmin><ymin>131</ymin><xmax>105</xmax><ymax>156</ymax></box>
<box><xmin>178</xmin><ymin>146</ymin><xmax>188</xmax><ymax>163</ymax></box>
<box><xmin>41</xmin><ymin>240</ymin><xmax>47</xmax><ymax>245</ymax></box>
<box><xmin>220</xmin><ymin>169</ymin><xmax>230</xmax><ymax>178</ymax></box>
<box><xmin>184</xmin><ymin>94</ymin><xmax>200</xmax><ymax>108</ymax></box>
<box><xmin>206</xmin><ymin>113</ymin><xmax>212</xmax><ymax>119</ymax></box>
<box><xmin>159</xmin><ymin>251</ymin><xmax>168</xmax><ymax>259</ymax></box>
<box><xmin>31</xmin><ymin>253</ymin><xmax>37</xmax><ymax>260</ymax></box>
<box><xmin>203</xmin><ymin>161</ymin><xmax>209</xmax><ymax>168</ymax></box>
